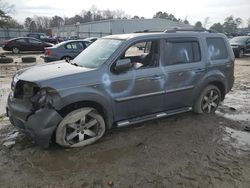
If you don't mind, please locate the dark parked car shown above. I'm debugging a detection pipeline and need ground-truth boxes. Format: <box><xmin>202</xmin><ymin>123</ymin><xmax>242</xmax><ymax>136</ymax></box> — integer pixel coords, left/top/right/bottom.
<box><xmin>44</xmin><ymin>39</ymin><xmax>92</xmax><ymax>62</ymax></box>
<box><xmin>27</xmin><ymin>33</ymin><xmax>58</xmax><ymax>44</ymax></box>
<box><xmin>2</xmin><ymin>37</ymin><xmax>53</xmax><ymax>54</ymax></box>
<box><xmin>230</xmin><ymin>36</ymin><xmax>250</xmax><ymax>58</ymax></box>
<box><xmin>7</xmin><ymin>29</ymin><xmax>234</xmax><ymax>148</ymax></box>
<box><xmin>84</xmin><ymin>37</ymin><xmax>98</xmax><ymax>43</ymax></box>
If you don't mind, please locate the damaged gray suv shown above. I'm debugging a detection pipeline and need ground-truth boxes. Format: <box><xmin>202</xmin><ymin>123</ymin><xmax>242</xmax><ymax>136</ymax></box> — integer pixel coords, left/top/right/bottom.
<box><xmin>7</xmin><ymin>29</ymin><xmax>235</xmax><ymax>148</ymax></box>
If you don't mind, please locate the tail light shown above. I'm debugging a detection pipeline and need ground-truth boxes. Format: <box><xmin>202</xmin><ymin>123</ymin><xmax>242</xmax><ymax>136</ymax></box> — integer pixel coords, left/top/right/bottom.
<box><xmin>3</xmin><ymin>40</ymin><xmax>11</xmax><ymax>46</ymax></box>
<box><xmin>45</xmin><ymin>49</ymin><xmax>52</xmax><ymax>56</ymax></box>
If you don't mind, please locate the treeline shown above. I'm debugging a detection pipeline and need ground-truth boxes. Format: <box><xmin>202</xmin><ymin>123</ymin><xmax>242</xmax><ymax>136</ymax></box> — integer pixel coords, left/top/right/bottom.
<box><xmin>1</xmin><ymin>1</ymin><xmax>250</xmax><ymax>35</ymax></box>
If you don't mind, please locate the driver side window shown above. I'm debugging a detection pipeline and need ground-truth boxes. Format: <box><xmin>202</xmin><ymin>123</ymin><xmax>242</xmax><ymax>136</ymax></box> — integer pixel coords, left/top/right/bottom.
<box><xmin>120</xmin><ymin>40</ymin><xmax>159</xmax><ymax>70</ymax></box>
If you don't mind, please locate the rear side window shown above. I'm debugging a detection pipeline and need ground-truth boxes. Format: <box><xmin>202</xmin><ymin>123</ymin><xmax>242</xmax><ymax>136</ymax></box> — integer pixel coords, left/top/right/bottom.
<box><xmin>65</xmin><ymin>42</ymin><xmax>84</xmax><ymax>50</ymax></box>
<box><xmin>206</xmin><ymin>37</ymin><xmax>228</xmax><ymax>60</ymax></box>
<box><xmin>164</xmin><ymin>38</ymin><xmax>201</xmax><ymax>65</ymax></box>
<box><xmin>16</xmin><ymin>39</ymin><xmax>26</xmax><ymax>43</ymax></box>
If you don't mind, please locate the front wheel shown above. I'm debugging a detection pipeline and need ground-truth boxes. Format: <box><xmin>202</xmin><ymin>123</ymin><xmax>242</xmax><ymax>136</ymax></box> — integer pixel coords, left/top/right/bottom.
<box><xmin>193</xmin><ymin>85</ymin><xmax>221</xmax><ymax>114</ymax></box>
<box><xmin>56</xmin><ymin>107</ymin><xmax>106</xmax><ymax>147</ymax></box>
<box><xmin>238</xmin><ymin>49</ymin><xmax>244</xmax><ymax>58</ymax></box>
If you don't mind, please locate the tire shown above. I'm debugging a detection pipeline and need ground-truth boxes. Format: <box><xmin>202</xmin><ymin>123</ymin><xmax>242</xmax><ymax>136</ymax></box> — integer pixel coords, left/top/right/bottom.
<box><xmin>193</xmin><ymin>85</ymin><xmax>221</xmax><ymax>114</ymax></box>
<box><xmin>21</xmin><ymin>57</ymin><xmax>36</xmax><ymax>63</ymax></box>
<box><xmin>12</xmin><ymin>47</ymin><xmax>20</xmax><ymax>54</ymax></box>
<box><xmin>0</xmin><ymin>57</ymin><xmax>13</xmax><ymax>64</ymax></box>
<box><xmin>56</xmin><ymin>107</ymin><xmax>106</xmax><ymax>148</ymax></box>
<box><xmin>237</xmin><ymin>49</ymin><xmax>244</xmax><ymax>58</ymax></box>
<box><xmin>61</xmin><ymin>56</ymin><xmax>72</xmax><ymax>62</ymax></box>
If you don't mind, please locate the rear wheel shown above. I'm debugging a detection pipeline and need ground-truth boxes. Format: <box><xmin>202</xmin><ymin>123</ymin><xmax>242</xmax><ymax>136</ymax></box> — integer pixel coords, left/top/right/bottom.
<box><xmin>56</xmin><ymin>107</ymin><xmax>106</xmax><ymax>148</ymax></box>
<box><xmin>194</xmin><ymin>85</ymin><xmax>221</xmax><ymax>114</ymax></box>
<box><xmin>238</xmin><ymin>49</ymin><xmax>244</xmax><ymax>58</ymax></box>
<box><xmin>12</xmin><ymin>47</ymin><xmax>20</xmax><ymax>54</ymax></box>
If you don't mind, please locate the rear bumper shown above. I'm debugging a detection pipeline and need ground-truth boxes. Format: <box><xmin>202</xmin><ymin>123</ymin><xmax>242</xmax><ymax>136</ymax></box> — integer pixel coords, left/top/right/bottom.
<box><xmin>7</xmin><ymin>95</ymin><xmax>63</xmax><ymax>148</ymax></box>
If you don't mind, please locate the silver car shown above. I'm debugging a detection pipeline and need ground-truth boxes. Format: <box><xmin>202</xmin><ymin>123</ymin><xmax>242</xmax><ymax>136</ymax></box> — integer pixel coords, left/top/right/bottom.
<box><xmin>44</xmin><ymin>39</ymin><xmax>92</xmax><ymax>62</ymax></box>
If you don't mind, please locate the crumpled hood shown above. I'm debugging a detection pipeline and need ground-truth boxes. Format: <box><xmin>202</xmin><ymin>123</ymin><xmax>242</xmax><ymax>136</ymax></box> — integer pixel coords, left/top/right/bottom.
<box><xmin>16</xmin><ymin>61</ymin><xmax>98</xmax><ymax>89</ymax></box>
<box><xmin>17</xmin><ymin>61</ymin><xmax>91</xmax><ymax>81</ymax></box>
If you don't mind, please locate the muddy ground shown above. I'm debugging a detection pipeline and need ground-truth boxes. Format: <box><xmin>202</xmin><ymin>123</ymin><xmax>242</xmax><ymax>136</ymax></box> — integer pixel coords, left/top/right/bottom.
<box><xmin>0</xmin><ymin>51</ymin><xmax>250</xmax><ymax>188</ymax></box>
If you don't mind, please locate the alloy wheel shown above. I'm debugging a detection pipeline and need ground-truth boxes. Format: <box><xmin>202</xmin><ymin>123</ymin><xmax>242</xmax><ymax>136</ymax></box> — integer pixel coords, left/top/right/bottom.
<box><xmin>12</xmin><ymin>47</ymin><xmax>20</xmax><ymax>54</ymax></box>
<box><xmin>56</xmin><ymin>108</ymin><xmax>105</xmax><ymax>147</ymax></box>
<box><xmin>239</xmin><ymin>49</ymin><xmax>244</xmax><ymax>58</ymax></box>
<box><xmin>201</xmin><ymin>89</ymin><xmax>220</xmax><ymax>113</ymax></box>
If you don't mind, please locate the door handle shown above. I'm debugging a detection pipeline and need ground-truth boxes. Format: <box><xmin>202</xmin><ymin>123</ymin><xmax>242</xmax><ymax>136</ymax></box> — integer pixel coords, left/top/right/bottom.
<box><xmin>150</xmin><ymin>75</ymin><xmax>163</xmax><ymax>80</ymax></box>
<box><xmin>194</xmin><ymin>68</ymin><xmax>205</xmax><ymax>74</ymax></box>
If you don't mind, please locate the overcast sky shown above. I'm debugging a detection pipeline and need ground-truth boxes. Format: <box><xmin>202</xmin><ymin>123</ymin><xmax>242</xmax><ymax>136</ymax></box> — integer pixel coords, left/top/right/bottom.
<box><xmin>5</xmin><ymin>0</ymin><xmax>250</xmax><ymax>27</ymax></box>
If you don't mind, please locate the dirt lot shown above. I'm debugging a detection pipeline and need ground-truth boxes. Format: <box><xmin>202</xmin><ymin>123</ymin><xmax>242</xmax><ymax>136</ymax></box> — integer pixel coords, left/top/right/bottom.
<box><xmin>0</xmin><ymin>51</ymin><xmax>250</xmax><ymax>188</ymax></box>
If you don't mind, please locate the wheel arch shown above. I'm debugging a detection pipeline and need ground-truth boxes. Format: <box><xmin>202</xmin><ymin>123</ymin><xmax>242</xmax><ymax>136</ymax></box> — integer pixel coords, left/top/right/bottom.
<box><xmin>57</xmin><ymin>100</ymin><xmax>113</xmax><ymax>129</ymax></box>
<box><xmin>194</xmin><ymin>72</ymin><xmax>227</xmax><ymax>102</ymax></box>
<box><xmin>61</xmin><ymin>55</ymin><xmax>72</xmax><ymax>60</ymax></box>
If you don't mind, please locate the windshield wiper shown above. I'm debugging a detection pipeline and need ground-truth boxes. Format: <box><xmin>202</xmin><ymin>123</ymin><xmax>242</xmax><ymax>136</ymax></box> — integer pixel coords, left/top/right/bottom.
<box><xmin>70</xmin><ymin>62</ymin><xmax>80</xmax><ymax>67</ymax></box>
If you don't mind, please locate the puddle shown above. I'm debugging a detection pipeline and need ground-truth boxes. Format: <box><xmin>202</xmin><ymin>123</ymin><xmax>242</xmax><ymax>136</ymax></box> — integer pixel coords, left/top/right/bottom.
<box><xmin>217</xmin><ymin>89</ymin><xmax>250</xmax><ymax>123</ymax></box>
<box><xmin>0</xmin><ymin>83</ymin><xmax>11</xmax><ymax>115</ymax></box>
<box><xmin>223</xmin><ymin>127</ymin><xmax>250</xmax><ymax>150</ymax></box>
<box><xmin>222</xmin><ymin>89</ymin><xmax>250</xmax><ymax>111</ymax></box>
<box><xmin>216</xmin><ymin>111</ymin><xmax>250</xmax><ymax>122</ymax></box>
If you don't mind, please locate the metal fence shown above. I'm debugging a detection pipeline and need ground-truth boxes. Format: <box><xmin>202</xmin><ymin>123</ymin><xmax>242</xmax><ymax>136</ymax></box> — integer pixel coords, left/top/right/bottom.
<box><xmin>0</xmin><ymin>28</ymin><xmax>29</xmax><ymax>45</ymax></box>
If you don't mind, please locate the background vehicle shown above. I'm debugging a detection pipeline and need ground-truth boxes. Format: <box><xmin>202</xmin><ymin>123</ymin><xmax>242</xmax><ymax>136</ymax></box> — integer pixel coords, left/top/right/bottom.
<box><xmin>2</xmin><ymin>37</ymin><xmax>53</xmax><ymax>54</ymax></box>
<box><xmin>84</xmin><ymin>37</ymin><xmax>98</xmax><ymax>43</ymax></box>
<box><xmin>27</xmin><ymin>33</ymin><xmax>58</xmax><ymax>44</ymax></box>
<box><xmin>44</xmin><ymin>39</ymin><xmax>92</xmax><ymax>62</ymax></box>
<box><xmin>230</xmin><ymin>36</ymin><xmax>250</xmax><ymax>58</ymax></box>
<box><xmin>7</xmin><ymin>29</ymin><xmax>235</xmax><ymax>148</ymax></box>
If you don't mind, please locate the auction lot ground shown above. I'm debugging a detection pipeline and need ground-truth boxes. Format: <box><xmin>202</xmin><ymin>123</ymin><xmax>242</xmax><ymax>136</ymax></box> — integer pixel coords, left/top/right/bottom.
<box><xmin>0</xmin><ymin>50</ymin><xmax>250</xmax><ymax>188</ymax></box>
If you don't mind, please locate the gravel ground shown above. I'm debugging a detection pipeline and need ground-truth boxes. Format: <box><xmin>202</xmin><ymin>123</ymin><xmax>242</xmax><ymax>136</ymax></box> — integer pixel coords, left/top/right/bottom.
<box><xmin>0</xmin><ymin>50</ymin><xmax>250</xmax><ymax>188</ymax></box>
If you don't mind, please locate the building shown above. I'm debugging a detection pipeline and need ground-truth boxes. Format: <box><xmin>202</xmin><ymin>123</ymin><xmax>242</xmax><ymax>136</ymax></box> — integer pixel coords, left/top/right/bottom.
<box><xmin>52</xmin><ymin>18</ymin><xmax>193</xmax><ymax>38</ymax></box>
<box><xmin>0</xmin><ymin>28</ymin><xmax>29</xmax><ymax>44</ymax></box>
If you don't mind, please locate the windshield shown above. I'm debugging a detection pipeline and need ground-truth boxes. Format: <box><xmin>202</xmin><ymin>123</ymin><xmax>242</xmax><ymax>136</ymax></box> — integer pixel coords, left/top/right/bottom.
<box><xmin>72</xmin><ymin>38</ymin><xmax>123</xmax><ymax>68</ymax></box>
<box><xmin>230</xmin><ymin>36</ymin><xmax>249</xmax><ymax>43</ymax></box>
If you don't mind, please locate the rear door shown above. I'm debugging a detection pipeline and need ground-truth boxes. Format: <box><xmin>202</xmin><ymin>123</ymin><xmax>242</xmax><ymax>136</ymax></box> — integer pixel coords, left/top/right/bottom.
<box><xmin>15</xmin><ymin>38</ymin><xmax>29</xmax><ymax>51</ymax></box>
<box><xmin>64</xmin><ymin>42</ymin><xmax>84</xmax><ymax>58</ymax></box>
<box><xmin>161</xmin><ymin>37</ymin><xmax>206</xmax><ymax>109</ymax></box>
<box><xmin>27</xmin><ymin>38</ymin><xmax>44</xmax><ymax>51</ymax></box>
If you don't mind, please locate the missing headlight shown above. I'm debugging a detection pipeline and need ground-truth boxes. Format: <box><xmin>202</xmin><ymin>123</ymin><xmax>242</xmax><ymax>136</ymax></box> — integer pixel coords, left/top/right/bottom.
<box><xmin>14</xmin><ymin>80</ymin><xmax>40</xmax><ymax>99</ymax></box>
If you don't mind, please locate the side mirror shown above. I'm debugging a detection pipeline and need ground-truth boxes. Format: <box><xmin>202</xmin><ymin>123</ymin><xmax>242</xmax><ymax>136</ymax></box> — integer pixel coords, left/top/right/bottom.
<box><xmin>115</xmin><ymin>59</ymin><xmax>131</xmax><ymax>73</ymax></box>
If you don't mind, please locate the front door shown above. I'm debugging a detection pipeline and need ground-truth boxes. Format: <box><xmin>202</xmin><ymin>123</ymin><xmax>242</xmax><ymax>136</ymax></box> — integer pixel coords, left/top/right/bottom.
<box><xmin>106</xmin><ymin>40</ymin><xmax>165</xmax><ymax>121</ymax></box>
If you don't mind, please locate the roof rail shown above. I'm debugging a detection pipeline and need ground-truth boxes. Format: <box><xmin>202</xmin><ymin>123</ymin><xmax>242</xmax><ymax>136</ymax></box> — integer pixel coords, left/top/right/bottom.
<box><xmin>134</xmin><ymin>29</ymin><xmax>163</xmax><ymax>33</ymax></box>
<box><xmin>164</xmin><ymin>27</ymin><xmax>217</xmax><ymax>33</ymax></box>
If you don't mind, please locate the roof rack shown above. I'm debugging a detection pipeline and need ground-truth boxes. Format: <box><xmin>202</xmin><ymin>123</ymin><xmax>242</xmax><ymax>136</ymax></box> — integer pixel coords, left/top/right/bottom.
<box><xmin>164</xmin><ymin>27</ymin><xmax>217</xmax><ymax>33</ymax></box>
<box><xmin>134</xmin><ymin>29</ymin><xmax>163</xmax><ymax>33</ymax></box>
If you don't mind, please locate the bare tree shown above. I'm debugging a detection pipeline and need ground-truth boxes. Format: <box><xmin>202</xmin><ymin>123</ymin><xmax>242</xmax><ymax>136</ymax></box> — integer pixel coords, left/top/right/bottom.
<box><xmin>0</xmin><ymin>0</ymin><xmax>13</xmax><ymax>27</ymax></box>
<box><xmin>203</xmin><ymin>17</ymin><xmax>210</xmax><ymax>29</ymax></box>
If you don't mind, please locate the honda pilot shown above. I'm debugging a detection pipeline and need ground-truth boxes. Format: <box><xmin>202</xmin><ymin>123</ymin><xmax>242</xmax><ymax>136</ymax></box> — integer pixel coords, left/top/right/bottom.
<box><xmin>7</xmin><ymin>29</ymin><xmax>235</xmax><ymax>148</ymax></box>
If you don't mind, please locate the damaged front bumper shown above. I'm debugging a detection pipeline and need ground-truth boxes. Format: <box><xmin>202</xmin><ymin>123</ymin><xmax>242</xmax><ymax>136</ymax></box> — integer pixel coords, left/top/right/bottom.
<box><xmin>7</xmin><ymin>94</ymin><xmax>63</xmax><ymax>148</ymax></box>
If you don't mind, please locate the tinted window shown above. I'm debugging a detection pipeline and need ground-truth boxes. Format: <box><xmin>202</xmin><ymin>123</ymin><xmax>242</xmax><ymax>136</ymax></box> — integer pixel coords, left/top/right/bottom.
<box><xmin>16</xmin><ymin>39</ymin><xmax>26</xmax><ymax>43</ymax></box>
<box><xmin>206</xmin><ymin>38</ymin><xmax>228</xmax><ymax>60</ymax></box>
<box><xmin>65</xmin><ymin>42</ymin><xmax>79</xmax><ymax>50</ymax></box>
<box><xmin>29</xmin><ymin>34</ymin><xmax>39</xmax><ymax>39</ymax></box>
<box><xmin>78</xmin><ymin>42</ymin><xmax>86</xmax><ymax>49</ymax></box>
<box><xmin>164</xmin><ymin>39</ymin><xmax>201</xmax><ymax>65</ymax></box>
<box><xmin>29</xmin><ymin>39</ymin><xmax>41</xmax><ymax>44</ymax></box>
